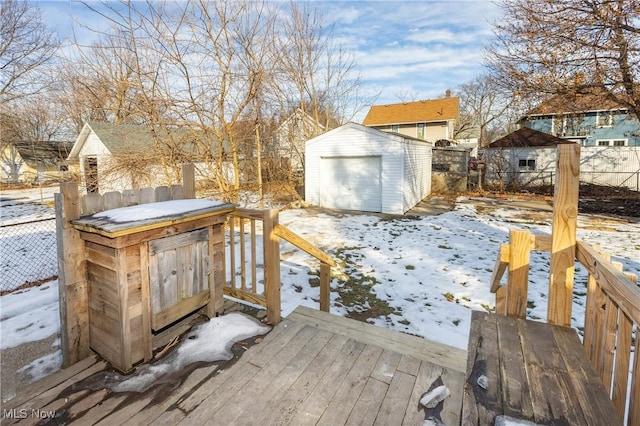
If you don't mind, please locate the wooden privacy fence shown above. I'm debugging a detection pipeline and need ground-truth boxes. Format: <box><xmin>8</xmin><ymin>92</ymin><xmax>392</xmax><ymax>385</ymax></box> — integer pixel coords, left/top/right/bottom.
<box><xmin>224</xmin><ymin>208</ymin><xmax>336</xmax><ymax>324</ymax></box>
<box><xmin>489</xmin><ymin>145</ymin><xmax>640</xmax><ymax>424</ymax></box>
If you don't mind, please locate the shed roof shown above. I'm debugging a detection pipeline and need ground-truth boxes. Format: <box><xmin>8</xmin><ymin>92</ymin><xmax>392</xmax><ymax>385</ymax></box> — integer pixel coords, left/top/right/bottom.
<box><xmin>306</xmin><ymin>122</ymin><xmax>433</xmax><ymax>147</ymax></box>
<box><xmin>362</xmin><ymin>97</ymin><xmax>459</xmax><ymax>126</ymax></box>
<box><xmin>13</xmin><ymin>140</ymin><xmax>73</xmax><ymax>168</ymax></box>
<box><xmin>489</xmin><ymin>127</ymin><xmax>576</xmax><ymax>148</ymax></box>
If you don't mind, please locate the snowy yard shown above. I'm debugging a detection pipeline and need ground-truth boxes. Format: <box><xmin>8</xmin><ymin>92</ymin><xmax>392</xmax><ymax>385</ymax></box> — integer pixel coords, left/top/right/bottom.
<box><xmin>1</xmin><ymin>185</ymin><xmax>639</xmax><ymax>396</ymax></box>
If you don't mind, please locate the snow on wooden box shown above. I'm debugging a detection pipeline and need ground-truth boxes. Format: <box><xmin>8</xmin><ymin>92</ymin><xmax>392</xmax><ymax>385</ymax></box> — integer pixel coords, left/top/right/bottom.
<box><xmin>72</xmin><ymin>200</ymin><xmax>233</xmax><ymax>372</ymax></box>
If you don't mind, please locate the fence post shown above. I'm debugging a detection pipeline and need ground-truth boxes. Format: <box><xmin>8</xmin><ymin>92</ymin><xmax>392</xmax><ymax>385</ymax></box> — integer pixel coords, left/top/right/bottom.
<box><xmin>55</xmin><ymin>181</ymin><xmax>90</xmax><ymax>367</ymax></box>
<box><xmin>263</xmin><ymin>209</ymin><xmax>281</xmax><ymax>324</ymax></box>
<box><xmin>182</xmin><ymin>163</ymin><xmax>195</xmax><ymax>199</ymax></box>
<box><xmin>548</xmin><ymin>144</ymin><xmax>580</xmax><ymax>326</ymax></box>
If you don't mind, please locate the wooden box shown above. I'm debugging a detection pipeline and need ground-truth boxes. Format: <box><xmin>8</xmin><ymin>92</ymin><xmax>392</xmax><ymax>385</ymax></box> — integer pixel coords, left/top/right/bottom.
<box><xmin>73</xmin><ymin>201</ymin><xmax>234</xmax><ymax>372</ymax></box>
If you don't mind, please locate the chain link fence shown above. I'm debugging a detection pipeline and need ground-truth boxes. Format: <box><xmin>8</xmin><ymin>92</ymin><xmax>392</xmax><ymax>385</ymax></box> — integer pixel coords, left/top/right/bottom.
<box><xmin>0</xmin><ymin>217</ymin><xmax>58</xmax><ymax>293</ymax></box>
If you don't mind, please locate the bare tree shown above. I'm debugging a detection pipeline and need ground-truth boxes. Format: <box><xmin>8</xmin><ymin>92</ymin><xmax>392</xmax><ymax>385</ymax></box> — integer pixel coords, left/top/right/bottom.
<box><xmin>454</xmin><ymin>74</ymin><xmax>514</xmax><ymax>148</ymax></box>
<box><xmin>267</xmin><ymin>1</ymin><xmax>371</xmax><ymax>186</ymax></box>
<box><xmin>273</xmin><ymin>1</ymin><xmax>366</xmax><ymax>131</ymax></box>
<box><xmin>0</xmin><ymin>0</ymin><xmax>59</xmax><ymax>103</ymax></box>
<box><xmin>69</xmin><ymin>0</ymin><xmax>367</xmax><ymax>201</ymax></box>
<box><xmin>486</xmin><ymin>0</ymin><xmax>640</xmax><ymax>120</ymax></box>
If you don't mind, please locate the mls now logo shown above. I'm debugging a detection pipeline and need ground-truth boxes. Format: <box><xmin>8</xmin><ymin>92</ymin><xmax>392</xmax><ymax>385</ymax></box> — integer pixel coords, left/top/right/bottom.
<box><xmin>3</xmin><ymin>409</ymin><xmax>56</xmax><ymax>419</ymax></box>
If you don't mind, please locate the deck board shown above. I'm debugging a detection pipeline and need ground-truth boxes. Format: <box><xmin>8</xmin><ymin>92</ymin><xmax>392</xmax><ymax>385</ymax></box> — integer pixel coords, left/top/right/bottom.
<box><xmin>1</xmin><ymin>306</ymin><xmax>465</xmax><ymax>426</ymax></box>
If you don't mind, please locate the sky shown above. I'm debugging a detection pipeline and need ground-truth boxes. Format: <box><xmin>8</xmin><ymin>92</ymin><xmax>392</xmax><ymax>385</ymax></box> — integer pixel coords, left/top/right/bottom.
<box><xmin>35</xmin><ymin>1</ymin><xmax>501</xmax><ymax>122</ymax></box>
<box><xmin>2</xmin><ymin>185</ymin><xmax>638</xmax><ymax>401</ymax></box>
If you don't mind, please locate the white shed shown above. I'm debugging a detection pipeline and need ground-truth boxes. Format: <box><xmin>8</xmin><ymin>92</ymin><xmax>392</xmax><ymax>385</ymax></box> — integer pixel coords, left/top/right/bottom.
<box><xmin>305</xmin><ymin>122</ymin><xmax>432</xmax><ymax>214</ymax></box>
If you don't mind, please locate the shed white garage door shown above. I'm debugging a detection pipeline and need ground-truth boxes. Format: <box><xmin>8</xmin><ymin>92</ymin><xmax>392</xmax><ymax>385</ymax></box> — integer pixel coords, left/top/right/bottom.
<box><xmin>319</xmin><ymin>156</ymin><xmax>382</xmax><ymax>212</ymax></box>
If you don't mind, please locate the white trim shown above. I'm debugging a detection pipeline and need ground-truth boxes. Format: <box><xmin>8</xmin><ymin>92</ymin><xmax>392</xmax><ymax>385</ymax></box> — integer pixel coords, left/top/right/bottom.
<box><xmin>596</xmin><ymin>111</ymin><xmax>614</xmax><ymax>128</ymax></box>
<box><xmin>595</xmin><ymin>138</ymin><xmax>628</xmax><ymax>147</ymax></box>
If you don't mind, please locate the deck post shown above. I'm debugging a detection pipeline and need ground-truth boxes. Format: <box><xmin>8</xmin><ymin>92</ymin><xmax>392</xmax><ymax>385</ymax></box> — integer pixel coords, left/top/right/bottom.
<box><xmin>547</xmin><ymin>144</ymin><xmax>580</xmax><ymax>326</ymax></box>
<box><xmin>319</xmin><ymin>262</ymin><xmax>330</xmax><ymax>312</ymax></box>
<box><xmin>55</xmin><ymin>182</ymin><xmax>90</xmax><ymax>367</ymax></box>
<box><xmin>506</xmin><ymin>229</ymin><xmax>532</xmax><ymax>319</ymax></box>
<box><xmin>263</xmin><ymin>209</ymin><xmax>281</xmax><ymax>324</ymax></box>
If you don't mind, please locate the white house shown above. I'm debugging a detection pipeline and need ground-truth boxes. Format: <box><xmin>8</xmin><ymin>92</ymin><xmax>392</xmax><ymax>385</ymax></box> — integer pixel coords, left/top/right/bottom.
<box><xmin>271</xmin><ymin>108</ymin><xmax>325</xmax><ymax>177</ymax></box>
<box><xmin>68</xmin><ymin>122</ymin><xmax>208</xmax><ymax>194</ymax></box>
<box><xmin>305</xmin><ymin>122</ymin><xmax>432</xmax><ymax>214</ymax></box>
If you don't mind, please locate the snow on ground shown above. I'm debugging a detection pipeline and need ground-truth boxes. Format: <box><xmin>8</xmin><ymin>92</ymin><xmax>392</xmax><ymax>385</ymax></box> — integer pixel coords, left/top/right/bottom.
<box><xmin>1</xmin><ymin>187</ymin><xmax>59</xmax><ymax>292</ymax></box>
<box><xmin>0</xmin><ymin>186</ymin><xmax>58</xmax><ymax>224</ymax></box>
<box><xmin>277</xmin><ymin>202</ymin><xmax>639</xmax><ymax>349</ymax></box>
<box><xmin>0</xmin><ymin>280</ymin><xmax>60</xmax><ymax>349</ymax></box>
<box><xmin>1</xmin><ymin>186</ymin><xmax>638</xmax><ymax>389</ymax></box>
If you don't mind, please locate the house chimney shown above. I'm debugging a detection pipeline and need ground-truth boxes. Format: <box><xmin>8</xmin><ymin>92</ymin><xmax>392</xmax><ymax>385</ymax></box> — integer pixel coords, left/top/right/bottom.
<box><xmin>445</xmin><ymin>89</ymin><xmax>451</xmax><ymax>98</ymax></box>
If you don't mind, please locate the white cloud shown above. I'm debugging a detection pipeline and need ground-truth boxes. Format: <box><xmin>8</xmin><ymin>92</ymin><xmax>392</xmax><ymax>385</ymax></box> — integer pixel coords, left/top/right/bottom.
<box><xmin>336</xmin><ymin>6</ymin><xmax>361</xmax><ymax>25</ymax></box>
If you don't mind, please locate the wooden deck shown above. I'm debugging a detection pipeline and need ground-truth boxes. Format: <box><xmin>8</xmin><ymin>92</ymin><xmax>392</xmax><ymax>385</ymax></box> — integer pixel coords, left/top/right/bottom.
<box><xmin>1</xmin><ymin>306</ymin><xmax>466</xmax><ymax>426</ymax></box>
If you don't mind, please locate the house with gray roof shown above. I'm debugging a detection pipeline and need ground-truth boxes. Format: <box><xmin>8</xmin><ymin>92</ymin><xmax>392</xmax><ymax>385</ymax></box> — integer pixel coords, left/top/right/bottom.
<box><xmin>68</xmin><ymin>122</ymin><xmax>210</xmax><ymax>194</ymax></box>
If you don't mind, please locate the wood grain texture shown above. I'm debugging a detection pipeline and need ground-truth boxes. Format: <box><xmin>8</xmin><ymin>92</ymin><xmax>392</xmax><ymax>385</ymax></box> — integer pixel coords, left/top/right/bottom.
<box><xmin>273</xmin><ymin>223</ymin><xmax>336</xmax><ymax>266</ymax></box>
<box><xmin>55</xmin><ymin>183</ymin><xmax>90</xmax><ymax>367</ymax></box>
<box><xmin>506</xmin><ymin>229</ymin><xmax>532</xmax><ymax>319</ymax></box>
<box><xmin>489</xmin><ymin>243</ymin><xmax>509</xmax><ymax>293</ymax></box>
<box><xmin>289</xmin><ymin>305</ymin><xmax>466</xmax><ymax>372</ymax></box>
<box><xmin>3</xmin><ymin>306</ymin><xmax>467</xmax><ymax>426</ymax></box>
<box><xmin>263</xmin><ymin>209</ymin><xmax>281</xmax><ymax>324</ymax></box>
<box><xmin>577</xmin><ymin>240</ymin><xmax>640</xmax><ymax>325</ymax></box>
<box><xmin>181</xmin><ymin>163</ymin><xmax>195</xmax><ymax>199</ymax></box>
<box><xmin>463</xmin><ymin>311</ymin><xmax>620</xmax><ymax>425</ymax></box>
<box><xmin>548</xmin><ymin>143</ymin><xmax>580</xmax><ymax>326</ymax></box>
<box><xmin>612</xmin><ymin>313</ymin><xmax>632</xmax><ymax>419</ymax></box>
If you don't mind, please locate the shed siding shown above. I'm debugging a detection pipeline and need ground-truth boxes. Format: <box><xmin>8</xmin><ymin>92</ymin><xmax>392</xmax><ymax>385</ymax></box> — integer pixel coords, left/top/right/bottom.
<box><xmin>403</xmin><ymin>140</ymin><xmax>432</xmax><ymax>211</ymax></box>
<box><xmin>306</xmin><ymin>125</ymin><xmax>405</xmax><ymax>214</ymax></box>
<box><xmin>306</xmin><ymin>123</ymin><xmax>432</xmax><ymax>214</ymax></box>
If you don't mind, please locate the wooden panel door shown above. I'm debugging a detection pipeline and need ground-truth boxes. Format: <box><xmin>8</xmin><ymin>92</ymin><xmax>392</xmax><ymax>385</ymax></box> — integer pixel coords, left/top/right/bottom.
<box><xmin>149</xmin><ymin>228</ymin><xmax>210</xmax><ymax>330</ymax></box>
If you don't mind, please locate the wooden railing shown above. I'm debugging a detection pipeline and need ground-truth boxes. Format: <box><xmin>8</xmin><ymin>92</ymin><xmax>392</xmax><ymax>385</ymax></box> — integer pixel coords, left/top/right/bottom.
<box><xmin>489</xmin><ymin>145</ymin><xmax>640</xmax><ymax>424</ymax></box>
<box><xmin>224</xmin><ymin>208</ymin><xmax>335</xmax><ymax>324</ymax></box>
<box><xmin>490</xmin><ymin>233</ymin><xmax>639</xmax><ymax>423</ymax></box>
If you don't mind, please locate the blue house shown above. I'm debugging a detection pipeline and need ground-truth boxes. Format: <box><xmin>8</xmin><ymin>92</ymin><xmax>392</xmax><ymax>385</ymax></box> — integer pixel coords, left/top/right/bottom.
<box><xmin>519</xmin><ymin>91</ymin><xmax>640</xmax><ymax>147</ymax></box>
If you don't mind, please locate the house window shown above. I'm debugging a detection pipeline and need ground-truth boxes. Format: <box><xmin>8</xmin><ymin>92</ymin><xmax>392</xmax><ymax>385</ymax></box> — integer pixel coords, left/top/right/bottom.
<box><xmin>596</xmin><ymin>139</ymin><xmax>627</xmax><ymax>146</ymax></box>
<box><xmin>518</xmin><ymin>159</ymin><xmax>536</xmax><ymax>170</ymax></box>
<box><xmin>391</xmin><ymin>124</ymin><xmax>399</xmax><ymax>133</ymax></box>
<box><xmin>417</xmin><ymin>123</ymin><xmax>424</xmax><ymax>139</ymax></box>
<box><xmin>597</xmin><ymin>111</ymin><xmax>614</xmax><ymax>127</ymax></box>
